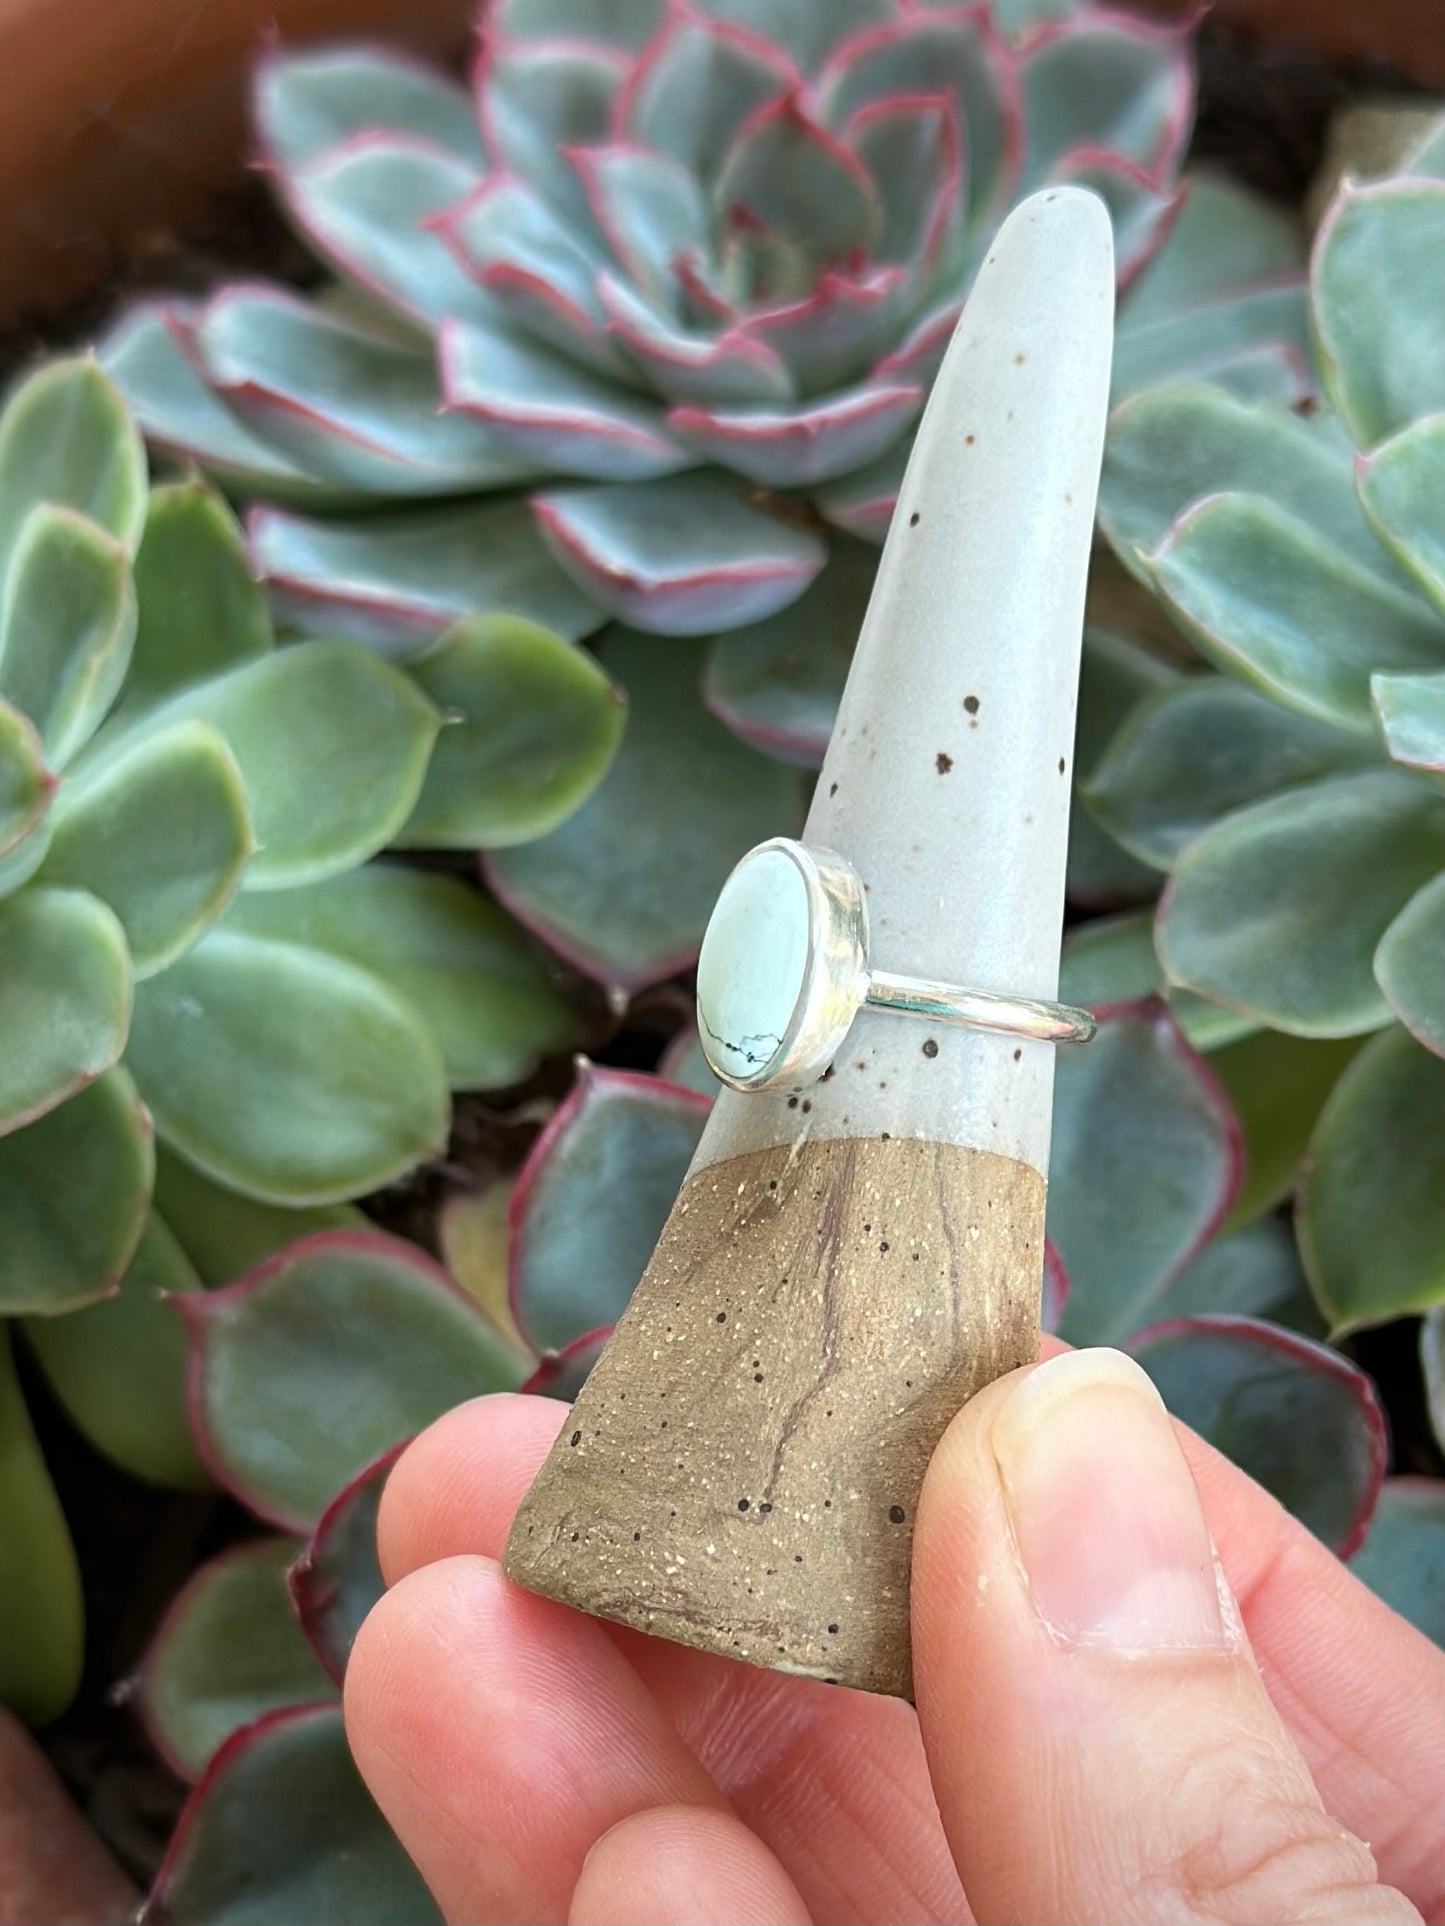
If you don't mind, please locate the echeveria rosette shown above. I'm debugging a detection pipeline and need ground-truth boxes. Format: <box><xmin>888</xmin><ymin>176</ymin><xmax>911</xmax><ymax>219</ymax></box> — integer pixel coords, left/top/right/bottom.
<box><xmin>1088</xmin><ymin>119</ymin><xmax>1445</xmax><ymax>1352</ymax></box>
<box><xmin>0</xmin><ymin>359</ymin><xmax>605</xmax><ymax>1728</ymax></box>
<box><xmin>100</xmin><ymin>0</ymin><xmax>1279</xmax><ymax>658</ymax></box>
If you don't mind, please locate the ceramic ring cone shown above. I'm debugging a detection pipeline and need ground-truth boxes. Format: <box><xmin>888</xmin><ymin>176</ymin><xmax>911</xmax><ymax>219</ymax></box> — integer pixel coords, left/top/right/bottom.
<box><xmin>504</xmin><ymin>189</ymin><xmax>1116</xmax><ymax>1699</ymax></box>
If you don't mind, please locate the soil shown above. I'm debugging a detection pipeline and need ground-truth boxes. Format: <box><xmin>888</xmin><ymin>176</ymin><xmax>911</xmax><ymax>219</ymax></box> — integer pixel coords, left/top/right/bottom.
<box><xmin>9</xmin><ymin>13</ymin><xmax>1441</xmax><ymax>1898</ymax></box>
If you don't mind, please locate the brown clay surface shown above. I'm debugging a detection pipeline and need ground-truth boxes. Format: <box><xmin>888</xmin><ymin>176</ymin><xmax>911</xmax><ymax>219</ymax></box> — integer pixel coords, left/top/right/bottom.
<box><xmin>506</xmin><ymin>1135</ymin><xmax>1044</xmax><ymax>1700</ymax></box>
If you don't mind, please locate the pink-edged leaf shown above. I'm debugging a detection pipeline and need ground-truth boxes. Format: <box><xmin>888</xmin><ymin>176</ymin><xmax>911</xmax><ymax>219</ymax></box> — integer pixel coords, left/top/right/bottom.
<box><xmin>668</xmin><ymin>380</ymin><xmax>921</xmax><ymax>487</ymax></box>
<box><xmin>192</xmin><ymin>288</ymin><xmax>538</xmax><ymax>494</ymax></box>
<box><xmin>713</xmin><ymin>92</ymin><xmax>882</xmax><ymax>265</ymax></box>
<box><xmin>1121</xmin><ymin>168</ymin><xmax>1306</xmax><ymax>326</ymax></box>
<box><xmin>598</xmin><ymin>271</ymin><xmax>794</xmax><ymax>407</ymax></box>
<box><xmin>135</xmin><ymin>1538</ymin><xmax>334</xmax><ymax>1783</ymax></box>
<box><xmin>485</xmin><ymin>629</ymin><xmax>804</xmax><ymax>993</ymax></box>
<box><xmin>1018</xmin><ymin>10</ymin><xmax>1194</xmax><ymax>187</ymax></box>
<box><xmin>1050</xmin><ymin>146</ymin><xmax>1185</xmax><ymax>290</ymax></box>
<box><xmin>273</xmin><ymin>136</ymin><xmax>493</xmax><ymax>330</ymax></box>
<box><xmin>1349</xmin><ymin>1477</ymin><xmax>1445</xmax><ymax>1650</ymax></box>
<box><xmin>100</xmin><ymin>304</ymin><xmax>317</xmax><ymax>497</ymax></box>
<box><xmin>521</xmin><ymin>1324</ymin><xmax>612</xmax><ymax>1399</ymax></box>
<box><xmin>440</xmin><ymin>319</ymin><xmax>690</xmax><ymax>481</ymax></box>
<box><xmin>509</xmin><ymin>1062</ymin><xmax>709</xmax><ymax>1353</ymax></box>
<box><xmin>1040</xmin><ymin>1239</ymin><xmax>1069</xmax><ymax>1334</ymax></box>
<box><xmin>143</xmin><ymin>1702</ymin><xmax>440</xmax><ymax>1926</ymax></box>
<box><xmin>532</xmin><ymin>473</ymin><xmax>825</xmax><ymax>636</ymax></box>
<box><xmin>875</xmin><ymin>295</ymin><xmax>963</xmax><ymax>385</ymax></box>
<box><xmin>254</xmin><ymin>42</ymin><xmax>484</xmax><ymax>173</ymax></box>
<box><xmin>616</xmin><ymin>8</ymin><xmax>798</xmax><ymax>177</ymax></box>
<box><xmin>1112</xmin><ymin>283</ymin><xmax>1314</xmax><ymax>409</ymax></box>
<box><xmin>704</xmin><ymin>534</ymin><xmax>876</xmax><ymax>760</ymax></box>
<box><xmin>177</xmin><ymin>1230</ymin><xmax>528</xmax><ymax>1530</ymax></box>
<box><xmin>817</xmin><ymin>10</ymin><xmax>1022</xmax><ymax>223</ymax></box>
<box><xmin>1048</xmin><ymin>1000</ymin><xmax>1243</xmax><ymax>1346</ymax></box>
<box><xmin>287</xmin><ymin>1444</ymin><xmax>400</xmax><ymax>1686</ymax></box>
<box><xmin>846</xmin><ymin>93</ymin><xmax>966</xmax><ymax>288</ymax></box>
<box><xmin>1129</xmin><ymin>1314</ymin><xmax>1386</xmax><ymax>1556</ymax></box>
<box><xmin>249</xmin><ymin>498</ymin><xmax>603</xmax><ymax>653</ymax></box>
<box><xmin>432</xmin><ymin>174</ymin><xmax>623</xmax><ymax>376</ymax></box>
<box><xmin>815</xmin><ymin>442</ymin><xmax>906</xmax><ymax>542</ymax></box>
<box><xmin>736</xmin><ymin>265</ymin><xmax>910</xmax><ymax>398</ymax></box>
<box><xmin>694</xmin><ymin>0</ymin><xmax>896</xmax><ymax>68</ymax></box>
<box><xmin>568</xmin><ymin>143</ymin><xmax>709</xmax><ymax>308</ymax></box>
<box><xmin>477</xmin><ymin>35</ymin><xmax>628</xmax><ymax>221</ymax></box>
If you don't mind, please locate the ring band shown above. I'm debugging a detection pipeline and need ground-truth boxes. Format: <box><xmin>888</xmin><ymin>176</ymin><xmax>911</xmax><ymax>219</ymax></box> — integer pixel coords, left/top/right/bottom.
<box><xmin>696</xmin><ymin>837</ymin><xmax>1096</xmax><ymax>1094</ymax></box>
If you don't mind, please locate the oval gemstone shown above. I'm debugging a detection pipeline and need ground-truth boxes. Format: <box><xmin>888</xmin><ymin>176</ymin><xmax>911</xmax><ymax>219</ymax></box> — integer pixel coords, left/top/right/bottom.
<box><xmin>696</xmin><ymin>845</ymin><xmax>812</xmax><ymax>1087</ymax></box>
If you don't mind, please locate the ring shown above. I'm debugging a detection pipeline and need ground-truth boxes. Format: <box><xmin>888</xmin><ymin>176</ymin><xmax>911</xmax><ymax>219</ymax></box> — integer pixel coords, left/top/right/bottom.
<box><xmin>696</xmin><ymin>837</ymin><xmax>1096</xmax><ymax>1094</ymax></box>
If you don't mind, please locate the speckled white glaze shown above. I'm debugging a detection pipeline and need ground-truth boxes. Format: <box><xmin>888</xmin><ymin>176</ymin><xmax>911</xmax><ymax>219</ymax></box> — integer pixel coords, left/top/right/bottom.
<box><xmin>688</xmin><ymin>188</ymin><xmax>1115</xmax><ymax>1178</ymax></box>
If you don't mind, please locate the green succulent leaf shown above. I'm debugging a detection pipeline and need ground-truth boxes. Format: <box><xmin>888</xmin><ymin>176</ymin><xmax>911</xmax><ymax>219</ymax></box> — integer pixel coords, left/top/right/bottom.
<box><xmin>220</xmin><ymin>867</ymin><xmax>579</xmax><ymax>1091</ymax></box>
<box><xmin>0</xmin><ymin>699</ymin><xmax>53</xmax><ymax>861</ymax></box>
<box><xmin>1142</xmin><ymin>1219</ymin><xmax>1324</xmax><ymax>1339</ymax></box>
<box><xmin>123</xmin><ymin>482</ymin><xmax>273</xmax><ymax>715</ymax></box>
<box><xmin>0</xmin><ymin>505</ymin><xmax>137</xmax><ymax>769</ymax></box>
<box><xmin>1208</xmin><ymin>1029</ymin><xmax>1366</xmax><ymax>1231</ymax></box>
<box><xmin>116</xmin><ymin>640</ymin><xmax>439</xmax><ymax>890</ymax></box>
<box><xmin>1129</xmin><ymin>1316</ymin><xmax>1382</xmax><ymax>1554</ymax></box>
<box><xmin>0</xmin><ymin>886</ymin><xmax>131</xmax><ymax>1134</ymax></box>
<box><xmin>487</xmin><ymin>630</ymin><xmax>804</xmax><ymax>991</ymax></box>
<box><xmin>1313</xmin><ymin>178</ymin><xmax>1445</xmax><ymax>448</ymax></box>
<box><xmin>1349</xmin><ymin>1479</ymin><xmax>1445</xmax><ymax>1651</ymax></box>
<box><xmin>181</xmin><ymin>1231</ymin><xmax>526</xmax><ymax>1527</ymax></box>
<box><xmin>153</xmin><ymin>1145</ymin><xmax>360</xmax><ymax>1287</ymax></box>
<box><xmin>1376</xmin><ymin>870</ymin><xmax>1445</xmax><ymax>1055</ymax></box>
<box><xmin>255</xmin><ymin>44</ymin><xmax>484</xmax><ymax>171</ymax></box>
<box><xmin>23</xmin><ymin>1211</ymin><xmax>207</xmax><ymax>1487</ymax></box>
<box><xmin>250</xmin><ymin>499</ymin><xmax>603</xmax><ymax>653</ymax></box>
<box><xmin>138</xmin><ymin>1539</ymin><xmax>335</xmax><ymax>1781</ymax></box>
<box><xmin>0</xmin><ymin>1328</ymin><xmax>83</xmax><ymax>1724</ymax></box>
<box><xmin>0</xmin><ymin>1068</ymin><xmax>153</xmax><ymax>1314</ymax></box>
<box><xmin>1049</xmin><ymin>1003</ymin><xmax>1241</xmax><ymax>1346</ymax></box>
<box><xmin>1300</xmin><ymin>1025</ymin><xmax>1445</xmax><ymax>1332</ymax></box>
<box><xmin>42</xmin><ymin>721</ymin><xmax>253</xmax><ymax>978</ymax></box>
<box><xmin>1068</xmin><ymin>627</ymin><xmax>1182</xmax><ymax>907</ymax></box>
<box><xmin>150</xmin><ymin>1703</ymin><xmax>441</xmax><ymax>1926</ymax></box>
<box><xmin>1057</xmin><ymin>910</ymin><xmax>1256</xmax><ymax>1053</ymax></box>
<box><xmin>1357</xmin><ymin>415</ymin><xmax>1445</xmax><ymax>617</ymax></box>
<box><xmin>0</xmin><ymin>357</ymin><xmax>146</xmax><ymax>577</ymax></box>
<box><xmin>1150</xmin><ymin>493</ymin><xmax>1444</xmax><ymax>733</ymax></box>
<box><xmin>128</xmin><ymin>931</ymin><xmax>448</xmax><ymax>1206</ymax></box>
<box><xmin>1371</xmin><ymin>669</ymin><xmax>1445</xmax><ymax>775</ymax></box>
<box><xmin>1085</xmin><ymin>678</ymin><xmax>1376</xmax><ymax>871</ymax></box>
<box><xmin>1159</xmin><ymin>770</ymin><xmax>1445</xmax><ymax>1037</ymax></box>
<box><xmin>511</xmin><ymin>1063</ymin><xmax>710</xmax><ymax>1353</ymax></box>
<box><xmin>398</xmin><ymin>616</ymin><xmax>625</xmax><ymax>851</ymax></box>
<box><xmin>0</xmin><ymin>820</ymin><xmax>50</xmax><ymax>900</ymax></box>
<box><xmin>100</xmin><ymin>304</ymin><xmax>317</xmax><ymax>497</ymax></box>
<box><xmin>1100</xmin><ymin>384</ymin><xmax>1388</xmax><ymax>584</ymax></box>
<box><xmin>1120</xmin><ymin>170</ymin><xmax>1305</xmax><ymax>326</ymax></box>
<box><xmin>703</xmin><ymin>536</ymin><xmax>875</xmax><ymax>764</ymax></box>
<box><xmin>288</xmin><ymin>1447</ymin><xmax>397</xmax><ymax>1685</ymax></box>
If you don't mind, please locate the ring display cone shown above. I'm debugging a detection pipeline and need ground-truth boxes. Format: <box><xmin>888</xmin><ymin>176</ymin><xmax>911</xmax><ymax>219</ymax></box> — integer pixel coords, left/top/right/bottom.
<box><xmin>504</xmin><ymin>188</ymin><xmax>1116</xmax><ymax>1699</ymax></box>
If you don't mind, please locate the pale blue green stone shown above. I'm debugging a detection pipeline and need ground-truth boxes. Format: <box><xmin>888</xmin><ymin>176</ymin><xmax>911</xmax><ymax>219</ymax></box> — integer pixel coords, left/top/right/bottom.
<box><xmin>697</xmin><ymin>848</ymin><xmax>810</xmax><ymax>1085</ymax></box>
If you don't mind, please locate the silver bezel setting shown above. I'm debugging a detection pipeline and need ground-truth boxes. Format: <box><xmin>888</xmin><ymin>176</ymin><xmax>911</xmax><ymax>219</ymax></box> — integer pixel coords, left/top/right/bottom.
<box><xmin>699</xmin><ymin>838</ymin><xmax>868</xmax><ymax>1094</ymax></box>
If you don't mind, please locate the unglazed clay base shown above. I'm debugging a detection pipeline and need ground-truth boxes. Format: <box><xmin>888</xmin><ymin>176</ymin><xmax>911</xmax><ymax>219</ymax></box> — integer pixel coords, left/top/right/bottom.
<box><xmin>504</xmin><ymin>1135</ymin><xmax>1044</xmax><ymax>1700</ymax></box>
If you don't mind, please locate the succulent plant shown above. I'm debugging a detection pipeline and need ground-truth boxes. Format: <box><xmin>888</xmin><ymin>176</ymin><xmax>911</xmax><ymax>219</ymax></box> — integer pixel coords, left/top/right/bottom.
<box><xmin>1071</xmin><ymin>117</ymin><xmax>1445</xmax><ymax>1617</ymax></box>
<box><xmin>0</xmin><ymin>356</ymin><xmax>623</xmax><ymax>1726</ymax></box>
<box><xmin>98</xmin><ymin>0</ymin><xmax>1315</xmax><ymax>997</ymax></box>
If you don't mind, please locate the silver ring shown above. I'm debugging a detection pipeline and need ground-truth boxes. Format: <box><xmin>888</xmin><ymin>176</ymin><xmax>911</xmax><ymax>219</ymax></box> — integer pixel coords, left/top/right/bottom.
<box><xmin>696</xmin><ymin>837</ymin><xmax>1096</xmax><ymax>1094</ymax></box>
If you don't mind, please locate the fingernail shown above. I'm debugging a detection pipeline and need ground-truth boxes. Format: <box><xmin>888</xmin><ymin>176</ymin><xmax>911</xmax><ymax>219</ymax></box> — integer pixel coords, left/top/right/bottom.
<box><xmin>990</xmin><ymin>1349</ymin><xmax>1228</xmax><ymax>1653</ymax></box>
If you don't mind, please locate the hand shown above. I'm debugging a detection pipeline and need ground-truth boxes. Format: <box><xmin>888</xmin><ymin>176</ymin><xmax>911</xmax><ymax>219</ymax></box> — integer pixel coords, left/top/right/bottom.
<box><xmin>345</xmin><ymin>1342</ymin><xmax>1445</xmax><ymax>1924</ymax></box>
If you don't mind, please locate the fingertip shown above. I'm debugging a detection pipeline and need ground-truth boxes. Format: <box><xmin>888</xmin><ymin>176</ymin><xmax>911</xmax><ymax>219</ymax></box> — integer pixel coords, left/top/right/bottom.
<box><xmin>570</xmin><ymin>1807</ymin><xmax>812</xmax><ymax>1926</ymax></box>
<box><xmin>377</xmin><ymin>1391</ymin><xmax>568</xmax><ymax>1583</ymax></box>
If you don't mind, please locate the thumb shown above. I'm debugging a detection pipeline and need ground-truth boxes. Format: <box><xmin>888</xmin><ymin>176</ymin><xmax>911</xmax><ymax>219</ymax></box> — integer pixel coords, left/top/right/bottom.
<box><xmin>912</xmin><ymin>1347</ymin><xmax>1420</xmax><ymax>1926</ymax></box>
